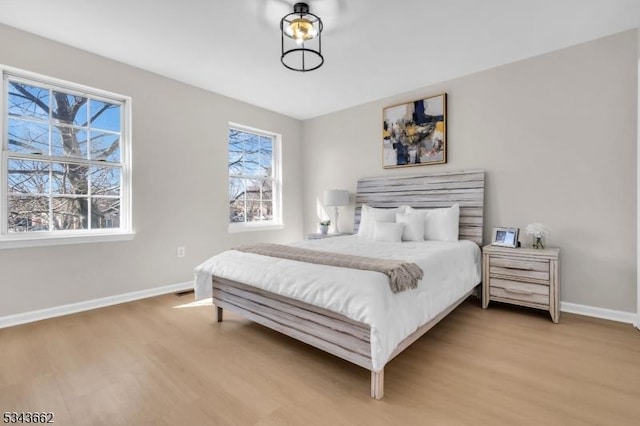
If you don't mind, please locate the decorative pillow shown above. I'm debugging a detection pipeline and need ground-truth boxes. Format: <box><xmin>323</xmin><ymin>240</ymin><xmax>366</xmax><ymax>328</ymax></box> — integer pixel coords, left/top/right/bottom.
<box><xmin>357</xmin><ymin>204</ymin><xmax>403</xmax><ymax>239</ymax></box>
<box><xmin>395</xmin><ymin>211</ymin><xmax>425</xmax><ymax>242</ymax></box>
<box><xmin>372</xmin><ymin>221</ymin><xmax>405</xmax><ymax>243</ymax></box>
<box><xmin>424</xmin><ymin>204</ymin><xmax>460</xmax><ymax>241</ymax></box>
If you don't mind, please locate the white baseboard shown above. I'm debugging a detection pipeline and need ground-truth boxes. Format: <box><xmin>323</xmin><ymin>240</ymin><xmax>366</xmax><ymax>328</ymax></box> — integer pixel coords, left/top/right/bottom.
<box><xmin>0</xmin><ymin>281</ymin><xmax>193</xmax><ymax>329</ymax></box>
<box><xmin>2</xmin><ymin>285</ymin><xmax>636</xmax><ymax>330</ymax></box>
<box><xmin>560</xmin><ymin>302</ymin><xmax>637</xmax><ymax>325</ymax></box>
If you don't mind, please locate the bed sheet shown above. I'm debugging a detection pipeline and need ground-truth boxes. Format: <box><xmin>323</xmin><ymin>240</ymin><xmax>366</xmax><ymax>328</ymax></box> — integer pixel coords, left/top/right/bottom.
<box><xmin>194</xmin><ymin>235</ymin><xmax>481</xmax><ymax>370</ymax></box>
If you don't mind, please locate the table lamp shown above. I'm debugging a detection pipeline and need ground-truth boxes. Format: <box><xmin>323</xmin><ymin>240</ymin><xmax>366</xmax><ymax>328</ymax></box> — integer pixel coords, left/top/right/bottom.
<box><xmin>323</xmin><ymin>189</ymin><xmax>349</xmax><ymax>234</ymax></box>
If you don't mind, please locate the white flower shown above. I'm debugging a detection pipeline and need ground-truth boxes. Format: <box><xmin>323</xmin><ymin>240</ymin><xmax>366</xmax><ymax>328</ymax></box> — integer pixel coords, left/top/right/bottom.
<box><xmin>526</xmin><ymin>223</ymin><xmax>549</xmax><ymax>238</ymax></box>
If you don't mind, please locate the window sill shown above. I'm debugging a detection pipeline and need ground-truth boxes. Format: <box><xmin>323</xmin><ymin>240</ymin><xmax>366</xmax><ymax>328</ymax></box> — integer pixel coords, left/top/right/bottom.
<box><xmin>228</xmin><ymin>223</ymin><xmax>284</xmax><ymax>233</ymax></box>
<box><xmin>0</xmin><ymin>231</ymin><xmax>135</xmax><ymax>250</ymax></box>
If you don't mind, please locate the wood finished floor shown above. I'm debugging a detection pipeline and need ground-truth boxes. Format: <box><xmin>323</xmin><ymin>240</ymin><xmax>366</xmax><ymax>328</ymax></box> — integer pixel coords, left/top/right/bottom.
<box><xmin>1</xmin><ymin>294</ymin><xmax>639</xmax><ymax>425</ymax></box>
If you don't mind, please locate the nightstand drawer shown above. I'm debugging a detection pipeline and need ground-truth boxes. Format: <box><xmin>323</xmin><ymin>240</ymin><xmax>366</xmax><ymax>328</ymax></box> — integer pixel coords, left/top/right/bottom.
<box><xmin>489</xmin><ymin>279</ymin><xmax>549</xmax><ymax>306</ymax></box>
<box><xmin>489</xmin><ymin>256</ymin><xmax>549</xmax><ymax>282</ymax></box>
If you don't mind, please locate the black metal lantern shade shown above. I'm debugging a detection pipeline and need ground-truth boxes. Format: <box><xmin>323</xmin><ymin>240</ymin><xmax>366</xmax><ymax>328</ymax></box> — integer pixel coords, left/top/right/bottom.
<box><xmin>280</xmin><ymin>2</ymin><xmax>324</xmax><ymax>72</ymax></box>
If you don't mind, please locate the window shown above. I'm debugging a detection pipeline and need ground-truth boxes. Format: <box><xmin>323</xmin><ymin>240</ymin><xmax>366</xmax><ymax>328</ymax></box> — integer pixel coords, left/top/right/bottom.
<box><xmin>1</xmin><ymin>67</ymin><xmax>132</xmax><ymax>248</ymax></box>
<box><xmin>228</xmin><ymin>124</ymin><xmax>282</xmax><ymax>231</ymax></box>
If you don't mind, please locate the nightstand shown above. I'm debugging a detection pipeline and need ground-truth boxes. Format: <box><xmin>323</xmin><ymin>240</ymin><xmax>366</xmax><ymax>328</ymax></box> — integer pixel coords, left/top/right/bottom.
<box><xmin>308</xmin><ymin>232</ymin><xmax>353</xmax><ymax>240</ymax></box>
<box><xmin>482</xmin><ymin>244</ymin><xmax>560</xmax><ymax>323</ymax></box>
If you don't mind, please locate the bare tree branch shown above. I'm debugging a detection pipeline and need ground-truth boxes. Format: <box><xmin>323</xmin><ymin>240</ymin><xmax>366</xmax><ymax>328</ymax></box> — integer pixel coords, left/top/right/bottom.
<box><xmin>9</xmin><ymin>82</ymin><xmax>50</xmax><ymax>114</ymax></box>
<box><xmin>81</xmin><ymin>102</ymin><xmax>112</xmax><ymax>127</ymax></box>
<box><xmin>89</xmin><ymin>134</ymin><xmax>119</xmax><ymax>159</ymax></box>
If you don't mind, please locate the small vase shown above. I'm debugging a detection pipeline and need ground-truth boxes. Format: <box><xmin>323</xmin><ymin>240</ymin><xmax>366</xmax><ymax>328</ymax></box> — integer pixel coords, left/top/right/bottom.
<box><xmin>533</xmin><ymin>236</ymin><xmax>544</xmax><ymax>249</ymax></box>
<box><xmin>320</xmin><ymin>225</ymin><xmax>329</xmax><ymax>235</ymax></box>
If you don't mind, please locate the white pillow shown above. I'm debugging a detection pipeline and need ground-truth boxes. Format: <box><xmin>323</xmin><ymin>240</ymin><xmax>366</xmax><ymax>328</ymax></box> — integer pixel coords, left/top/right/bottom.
<box><xmin>424</xmin><ymin>204</ymin><xmax>460</xmax><ymax>241</ymax></box>
<box><xmin>357</xmin><ymin>204</ymin><xmax>403</xmax><ymax>239</ymax></box>
<box><xmin>395</xmin><ymin>211</ymin><xmax>425</xmax><ymax>242</ymax></box>
<box><xmin>372</xmin><ymin>221</ymin><xmax>405</xmax><ymax>242</ymax></box>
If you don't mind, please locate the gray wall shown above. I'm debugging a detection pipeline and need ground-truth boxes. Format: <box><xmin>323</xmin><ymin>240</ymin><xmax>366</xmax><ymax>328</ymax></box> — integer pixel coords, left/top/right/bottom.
<box><xmin>302</xmin><ymin>31</ymin><xmax>638</xmax><ymax>313</ymax></box>
<box><xmin>0</xmin><ymin>24</ymin><xmax>304</xmax><ymax>317</ymax></box>
<box><xmin>1</xmin><ymin>24</ymin><xmax>637</xmax><ymax>318</ymax></box>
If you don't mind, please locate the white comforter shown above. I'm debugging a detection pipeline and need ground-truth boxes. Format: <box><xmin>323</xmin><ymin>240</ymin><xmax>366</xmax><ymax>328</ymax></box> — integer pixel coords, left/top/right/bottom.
<box><xmin>194</xmin><ymin>235</ymin><xmax>481</xmax><ymax>371</ymax></box>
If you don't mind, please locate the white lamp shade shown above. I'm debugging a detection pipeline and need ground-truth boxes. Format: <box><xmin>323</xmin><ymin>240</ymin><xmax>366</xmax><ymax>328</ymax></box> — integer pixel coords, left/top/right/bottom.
<box><xmin>323</xmin><ymin>189</ymin><xmax>349</xmax><ymax>206</ymax></box>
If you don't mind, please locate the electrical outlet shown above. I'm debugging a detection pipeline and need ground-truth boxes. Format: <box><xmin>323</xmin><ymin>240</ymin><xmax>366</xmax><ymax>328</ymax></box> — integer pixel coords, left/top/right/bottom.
<box><xmin>177</xmin><ymin>246</ymin><xmax>185</xmax><ymax>258</ymax></box>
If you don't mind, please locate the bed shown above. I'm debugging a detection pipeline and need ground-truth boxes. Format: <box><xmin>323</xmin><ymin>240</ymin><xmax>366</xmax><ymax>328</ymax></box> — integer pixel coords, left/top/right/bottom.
<box><xmin>194</xmin><ymin>169</ymin><xmax>485</xmax><ymax>399</ymax></box>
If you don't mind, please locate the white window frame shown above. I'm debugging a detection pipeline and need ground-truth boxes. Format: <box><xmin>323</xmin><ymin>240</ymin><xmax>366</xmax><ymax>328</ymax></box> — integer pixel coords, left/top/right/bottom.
<box><xmin>0</xmin><ymin>65</ymin><xmax>133</xmax><ymax>249</ymax></box>
<box><xmin>228</xmin><ymin>123</ymin><xmax>283</xmax><ymax>233</ymax></box>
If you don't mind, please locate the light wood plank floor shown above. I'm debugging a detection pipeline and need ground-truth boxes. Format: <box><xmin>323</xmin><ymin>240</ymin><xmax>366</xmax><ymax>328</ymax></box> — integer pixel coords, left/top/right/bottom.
<box><xmin>1</xmin><ymin>294</ymin><xmax>639</xmax><ymax>425</ymax></box>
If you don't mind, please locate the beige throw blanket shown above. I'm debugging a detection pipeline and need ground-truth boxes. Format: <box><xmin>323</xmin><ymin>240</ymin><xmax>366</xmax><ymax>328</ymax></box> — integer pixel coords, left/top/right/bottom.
<box><xmin>234</xmin><ymin>243</ymin><xmax>423</xmax><ymax>293</ymax></box>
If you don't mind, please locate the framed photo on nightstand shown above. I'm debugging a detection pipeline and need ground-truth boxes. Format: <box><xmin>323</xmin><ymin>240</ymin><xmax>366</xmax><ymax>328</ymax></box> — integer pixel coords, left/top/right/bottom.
<box><xmin>491</xmin><ymin>227</ymin><xmax>519</xmax><ymax>248</ymax></box>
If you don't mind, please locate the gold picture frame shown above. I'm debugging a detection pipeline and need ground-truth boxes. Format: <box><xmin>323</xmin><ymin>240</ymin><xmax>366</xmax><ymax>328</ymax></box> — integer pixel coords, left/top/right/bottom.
<box><xmin>382</xmin><ymin>93</ymin><xmax>447</xmax><ymax>168</ymax></box>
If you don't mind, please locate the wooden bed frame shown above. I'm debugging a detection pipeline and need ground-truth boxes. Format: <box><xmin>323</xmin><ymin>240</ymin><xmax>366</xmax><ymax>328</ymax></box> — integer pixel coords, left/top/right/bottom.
<box><xmin>212</xmin><ymin>170</ymin><xmax>485</xmax><ymax>399</ymax></box>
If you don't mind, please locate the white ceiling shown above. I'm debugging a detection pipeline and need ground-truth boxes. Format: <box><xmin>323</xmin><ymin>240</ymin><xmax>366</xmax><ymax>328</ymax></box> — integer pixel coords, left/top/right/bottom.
<box><xmin>1</xmin><ymin>0</ymin><xmax>639</xmax><ymax>120</ymax></box>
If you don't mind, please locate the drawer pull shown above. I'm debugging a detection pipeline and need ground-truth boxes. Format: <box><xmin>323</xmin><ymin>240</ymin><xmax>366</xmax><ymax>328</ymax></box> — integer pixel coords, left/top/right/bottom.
<box><xmin>503</xmin><ymin>266</ymin><xmax>535</xmax><ymax>271</ymax></box>
<box><xmin>504</xmin><ymin>287</ymin><xmax>533</xmax><ymax>295</ymax></box>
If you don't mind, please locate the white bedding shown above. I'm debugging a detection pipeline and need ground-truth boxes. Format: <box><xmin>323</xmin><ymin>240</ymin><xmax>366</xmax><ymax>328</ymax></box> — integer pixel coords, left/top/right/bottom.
<box><xmin>194</xmin><ymin>235</ymin><xmax>481</xmax><ymax>371</ymax></box>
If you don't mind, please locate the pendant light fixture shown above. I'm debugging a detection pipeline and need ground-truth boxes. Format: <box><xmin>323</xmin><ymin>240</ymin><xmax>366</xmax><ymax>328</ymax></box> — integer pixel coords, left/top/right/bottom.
<box><xmin>280</xmin><ymin>2</ymin><xmax>324</xmax><ymax>72</ymax></box>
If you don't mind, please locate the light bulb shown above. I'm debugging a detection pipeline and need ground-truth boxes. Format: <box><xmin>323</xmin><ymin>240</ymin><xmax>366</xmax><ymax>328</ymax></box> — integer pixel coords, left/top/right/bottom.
<box><xmin>287</xmin><ymin>17</ymin><xmax>316</xmax><ymax>41</ymax></box>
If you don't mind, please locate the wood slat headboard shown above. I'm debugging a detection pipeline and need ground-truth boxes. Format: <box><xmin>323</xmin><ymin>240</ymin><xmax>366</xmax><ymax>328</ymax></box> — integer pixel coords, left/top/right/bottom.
<box><xmin>354</xmin><ymin>170</ymin><xmax>485</xmax><ymax>245</ymax></box>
